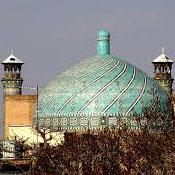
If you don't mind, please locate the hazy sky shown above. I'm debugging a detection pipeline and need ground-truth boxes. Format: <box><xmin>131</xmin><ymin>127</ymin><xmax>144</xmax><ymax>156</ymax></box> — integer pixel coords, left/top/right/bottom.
<box><xmin>0</xmin><ymin>0</ymin><xmax>175</xmax><ymax>135</ymax></box>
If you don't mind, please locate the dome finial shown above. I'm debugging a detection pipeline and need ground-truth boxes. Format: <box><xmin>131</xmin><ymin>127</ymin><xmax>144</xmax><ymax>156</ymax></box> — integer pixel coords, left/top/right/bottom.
<box><xmin>96</xmin><ymin>29</ymin><xmax>110</xmax><ymax>56</ymax></box>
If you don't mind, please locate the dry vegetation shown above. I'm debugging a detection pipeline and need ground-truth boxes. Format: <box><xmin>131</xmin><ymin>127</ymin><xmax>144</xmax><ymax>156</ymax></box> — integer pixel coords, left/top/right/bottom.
<box><xmin>29</xmin><ymin>127</ymin><xmax>175</xmax><ymax>175</ymax></box>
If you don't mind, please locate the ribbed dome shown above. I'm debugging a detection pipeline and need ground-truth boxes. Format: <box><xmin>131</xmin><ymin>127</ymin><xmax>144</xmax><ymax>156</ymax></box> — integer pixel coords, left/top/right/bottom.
<box><xmin>36</xmin><ymin>30</ymin><xmax>171</xmax><ymax>130</ymax></box>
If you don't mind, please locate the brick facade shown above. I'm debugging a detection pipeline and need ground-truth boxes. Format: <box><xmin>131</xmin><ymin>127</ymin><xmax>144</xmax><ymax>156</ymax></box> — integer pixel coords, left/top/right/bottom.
<box><xmin>3</xmin><ymin>95</ymin><xmax>37</xmax><ymax>139</ymax></box>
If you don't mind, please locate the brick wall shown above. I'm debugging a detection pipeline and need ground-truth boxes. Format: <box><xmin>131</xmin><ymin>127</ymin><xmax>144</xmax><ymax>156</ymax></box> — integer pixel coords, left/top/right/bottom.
<box><xmin>3</xmin><ymin>95</ymin><xmax>37</xmax><ymax>139</ymax></box>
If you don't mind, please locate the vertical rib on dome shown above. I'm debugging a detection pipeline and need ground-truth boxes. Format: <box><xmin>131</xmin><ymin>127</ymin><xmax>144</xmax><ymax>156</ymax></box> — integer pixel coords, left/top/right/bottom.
<box><xmin>96</xmin><ymin>29</ymin><xmax>110</xmax><ymax>56</ymax></box>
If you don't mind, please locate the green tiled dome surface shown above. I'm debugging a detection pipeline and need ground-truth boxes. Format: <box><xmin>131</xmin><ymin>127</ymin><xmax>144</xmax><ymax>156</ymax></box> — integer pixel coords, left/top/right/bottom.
<box><xmin>36</xmin><ymin>55</ymin><xmax>170</xmax><ymax>130</ymax></box>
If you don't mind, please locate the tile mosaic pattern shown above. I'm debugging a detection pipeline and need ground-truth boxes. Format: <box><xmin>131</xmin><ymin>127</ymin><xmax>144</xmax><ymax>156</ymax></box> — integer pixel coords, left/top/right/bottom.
<box><xmin>35</xmin><ymin>55</ymin><xmax>171</xmax><ymax>129</ymax></box>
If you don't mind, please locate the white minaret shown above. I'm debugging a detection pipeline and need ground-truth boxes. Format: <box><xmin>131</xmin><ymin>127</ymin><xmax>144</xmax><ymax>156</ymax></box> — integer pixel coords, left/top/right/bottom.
<box><xmin>1</xmin><ymin>51</ymin><xmax>24</xmax><ymax>95</ymax></box>
<box><xmin>152</xmin><ymin>47</ymin><xmax>174</xmax><ymax>94</ymax></box>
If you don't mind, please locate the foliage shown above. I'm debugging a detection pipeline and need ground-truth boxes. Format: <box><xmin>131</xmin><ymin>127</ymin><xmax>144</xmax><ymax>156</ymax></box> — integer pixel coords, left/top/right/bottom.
<box><xmin>30</xmin><ymin>128</ymin><xmax>175</xmax><ymax>175</ymax></box>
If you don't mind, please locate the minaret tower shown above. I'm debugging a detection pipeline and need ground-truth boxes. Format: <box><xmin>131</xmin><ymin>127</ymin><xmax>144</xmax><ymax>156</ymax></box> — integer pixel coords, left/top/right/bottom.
<box><xmin>152</xmin><ymin>47</ymin><xmax>174</xmax><ymax>94</ymax></box>
<box><xmin>1</xmin><ymin>51</ymin><xmax>24</xmax><ymax>95</ymax></box>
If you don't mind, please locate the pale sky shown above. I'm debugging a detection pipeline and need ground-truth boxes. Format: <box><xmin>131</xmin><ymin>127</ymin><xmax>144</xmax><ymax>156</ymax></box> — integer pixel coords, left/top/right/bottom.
<box><xmin>0</xmin><ymin>0</ymin><xmax>174</xmax><ymax>136</ymax></box>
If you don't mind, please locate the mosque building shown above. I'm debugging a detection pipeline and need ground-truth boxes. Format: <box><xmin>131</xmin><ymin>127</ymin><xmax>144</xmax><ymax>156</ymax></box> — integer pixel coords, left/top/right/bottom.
<box><xmin>1</xmin><ymin>30</ymin><xmax>175</xmax><ymax>143</ymax></box>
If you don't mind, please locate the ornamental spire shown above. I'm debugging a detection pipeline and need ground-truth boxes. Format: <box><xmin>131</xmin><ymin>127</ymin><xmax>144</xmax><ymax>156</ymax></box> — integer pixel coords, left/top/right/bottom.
<box><xmin>11</xmin><ymin>48</ymin><xmax>14</xmax><ymax>56</ymax></box>
<box><xmin>96</xmin><ymin>29</ymin><xmax>110</xmax><ymax>56</ymax></box>
<box><xmin>161</xmin><ymin>46</ymin><xmax>164</xmax><ymax>54</ymax></box>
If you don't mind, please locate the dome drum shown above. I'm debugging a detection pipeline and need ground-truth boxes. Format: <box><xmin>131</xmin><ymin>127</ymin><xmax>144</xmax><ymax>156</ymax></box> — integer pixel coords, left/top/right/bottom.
<box><xmin>35</xmin><ymin>111</ymin><xmax>171</xmax><ymax>131</ymax></box>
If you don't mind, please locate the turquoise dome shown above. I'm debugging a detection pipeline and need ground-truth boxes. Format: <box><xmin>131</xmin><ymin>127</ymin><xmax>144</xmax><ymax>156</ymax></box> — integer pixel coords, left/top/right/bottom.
<box><xmin>36</xmin><ymin>30</ymin><xmax>171</xmax><ymax>130</ymax></box>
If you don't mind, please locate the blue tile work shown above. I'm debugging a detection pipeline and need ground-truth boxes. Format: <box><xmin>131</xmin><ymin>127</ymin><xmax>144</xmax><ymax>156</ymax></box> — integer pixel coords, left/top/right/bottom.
<box><xmin>35</xmin><ymin>55</ymin><xmax>171</xmax><ymax>130</ymax></box>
